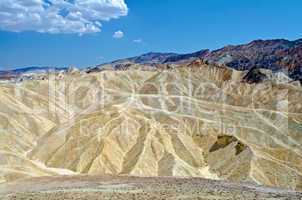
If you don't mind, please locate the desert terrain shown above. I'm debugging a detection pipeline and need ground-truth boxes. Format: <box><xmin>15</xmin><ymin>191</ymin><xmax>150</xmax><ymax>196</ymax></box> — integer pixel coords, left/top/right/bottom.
<box><xmin>1</xmin><ymin>175</ymin><xmax>302</xmax><ymax>200</ymax></box>
<box><xmin>0</xmin><ymin>60</ymin><xmax>302</xmax><ymax>199</ymax></box>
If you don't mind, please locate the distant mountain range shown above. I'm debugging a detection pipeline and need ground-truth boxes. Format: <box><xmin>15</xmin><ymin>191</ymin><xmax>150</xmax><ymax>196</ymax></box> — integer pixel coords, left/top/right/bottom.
<box><xmin>2</xmin><ymin>38</ymin><xmax>302</xmax><ymax>81</ymax></box>
<box><xmin>0</xmin><ymin>66</ymin><xmax>67</xmax><ymax>74</ymax></box>
<box><xmin>0</xmin><ymin>66</ymin><xmax>67</xmax><ymax>80</ymax></box>
<box><xmin>96</xmin><ymin>38</ymin><xmax>302</xmax><ymax>81</ymax></box>
<box><xmin>105</xmin><ymin>50</ymin><xmax>210</xmax><ymax>66</ymax></box>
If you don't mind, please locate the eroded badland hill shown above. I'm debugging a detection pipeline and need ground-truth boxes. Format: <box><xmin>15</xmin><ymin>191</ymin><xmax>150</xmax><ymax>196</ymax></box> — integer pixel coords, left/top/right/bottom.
<box><xmin>0</xmin><ymin>62</ymin><xmax>302</xmax><ymax>199</ymax></box>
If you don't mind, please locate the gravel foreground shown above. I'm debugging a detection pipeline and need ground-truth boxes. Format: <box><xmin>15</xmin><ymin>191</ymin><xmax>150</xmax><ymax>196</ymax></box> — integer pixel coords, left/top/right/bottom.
<box><xmin>0</xmin><ymin>175</ymin><xmax>301</xmax><ymax>200</ymax></box>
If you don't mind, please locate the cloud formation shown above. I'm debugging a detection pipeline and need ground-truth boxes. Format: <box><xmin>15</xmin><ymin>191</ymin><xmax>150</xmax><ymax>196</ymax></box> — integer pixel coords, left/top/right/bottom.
<box><xmin>113</xmin><ymin>30</ymin><xmax>124</xmax><ymax>39</ymax></box>
<box><xmin>0</xmin><ymin>0</ymin><xmax>128</xmax><ymax>34</ymax></box>
<box><xmin>133</xmin><ymin>38</ymin><xmax>142</xmax><ymax>43</ymax></box>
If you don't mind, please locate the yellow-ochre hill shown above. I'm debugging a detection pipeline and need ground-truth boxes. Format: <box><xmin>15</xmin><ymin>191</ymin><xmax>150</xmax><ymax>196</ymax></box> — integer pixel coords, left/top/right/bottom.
<box><xmin>0</xmin><ymin>60</ymin><xmax>302</xmax><ymax>195</ymax></box>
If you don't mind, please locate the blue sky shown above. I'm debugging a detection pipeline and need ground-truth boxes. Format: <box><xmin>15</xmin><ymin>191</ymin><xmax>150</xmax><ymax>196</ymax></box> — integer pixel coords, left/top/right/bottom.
<box><xmin>0</xmin><ymin>0</ymin><xmax>302</xmax><ymax>70</ymax></box>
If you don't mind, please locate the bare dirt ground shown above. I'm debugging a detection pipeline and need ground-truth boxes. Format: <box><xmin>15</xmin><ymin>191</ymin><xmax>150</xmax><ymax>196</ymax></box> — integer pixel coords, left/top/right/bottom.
<box><xmin>0</xmin><ymin>175</ymin><xmax>301</xmax><ymax>200</ymax></box>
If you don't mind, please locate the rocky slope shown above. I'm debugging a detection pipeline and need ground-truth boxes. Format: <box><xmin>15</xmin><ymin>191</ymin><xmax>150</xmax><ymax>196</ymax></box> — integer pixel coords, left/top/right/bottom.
<box><xmin>204</xmin><ymin>39</ymin><xmax>302</xmax><ymax>80</ymax></box>
<box><xmin>0</xmin><ymin>63</ymin><xmax>301</xmax><ymax>192</ymax></box>
<box><xmin>94</xmin><ymin>38</ymin><xmax>302</xmax><ymax>81</ymax></box>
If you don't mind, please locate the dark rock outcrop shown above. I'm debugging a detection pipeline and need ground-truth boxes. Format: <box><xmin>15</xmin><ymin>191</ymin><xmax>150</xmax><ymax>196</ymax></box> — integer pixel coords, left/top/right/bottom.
<box><xmin>203</xmin><ymin>39</ymin><xmax>302</xmax><ymax>80</ymax></box>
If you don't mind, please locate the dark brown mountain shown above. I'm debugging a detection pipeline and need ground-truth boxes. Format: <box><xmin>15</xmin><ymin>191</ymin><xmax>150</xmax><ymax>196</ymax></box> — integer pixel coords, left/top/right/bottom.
<box><xmin>203</xmin><ymin>39</ymin><xmax>302</xmax><ymax>80</ymax></box>
<box><xmin>95</xmin><ymin>38</ymin><xmax>302</xmax><ymax>81</ymax></box>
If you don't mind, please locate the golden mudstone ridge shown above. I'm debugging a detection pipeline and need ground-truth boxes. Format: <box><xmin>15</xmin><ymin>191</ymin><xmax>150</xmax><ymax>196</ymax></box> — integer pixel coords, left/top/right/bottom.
<box><xmin>0</xmin><ymin>64</ymin><xmax>301</xmax><ymax>191</ymax></box>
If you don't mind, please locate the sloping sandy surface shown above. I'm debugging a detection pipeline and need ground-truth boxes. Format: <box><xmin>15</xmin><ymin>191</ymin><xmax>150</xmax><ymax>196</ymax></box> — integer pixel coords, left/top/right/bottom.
<box><xmin>0</xmin><ymin>175</ymin><xmax>301</xmax><ymax>200</ymax></box>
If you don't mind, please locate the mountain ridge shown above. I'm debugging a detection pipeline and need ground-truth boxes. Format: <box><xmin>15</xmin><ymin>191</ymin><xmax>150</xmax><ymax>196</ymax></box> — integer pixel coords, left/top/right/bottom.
<box><xmin>94</xmin><ymin>38</ymin><xmax>302</xmax><ymax>81</ymax></box>
<box><xmin>1</xmin><ymin>38</ymin><xmax>302</xmax><ymax>83</ymax></box>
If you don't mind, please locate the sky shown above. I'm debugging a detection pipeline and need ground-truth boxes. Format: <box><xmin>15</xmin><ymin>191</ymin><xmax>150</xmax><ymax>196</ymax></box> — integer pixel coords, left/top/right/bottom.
<box><xmin>0</xmin><ymin>0</ymin><xmax>302</xmax><ymax>70</ymax></box>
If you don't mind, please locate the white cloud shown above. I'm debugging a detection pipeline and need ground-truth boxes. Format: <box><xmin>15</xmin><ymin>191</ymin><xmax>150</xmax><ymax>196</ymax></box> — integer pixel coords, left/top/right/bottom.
<box><xmin>97</xmin><ymin>56</ymin><xmax>104</xmax><ymax>61</ymax></box>
<box><xmin>113</xmin><ymin>30</ymin><xmax>124</xmax><ymax>39</ymax></box>
<box><xmin>0</xmin><ymin>0</ymin><xmax>128</xmax><ymax>34</ymax></box>
<box><xmin>133</xmin><ymin>38</ymin><xmax>142</xmax><ymax>43</ymax></box>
